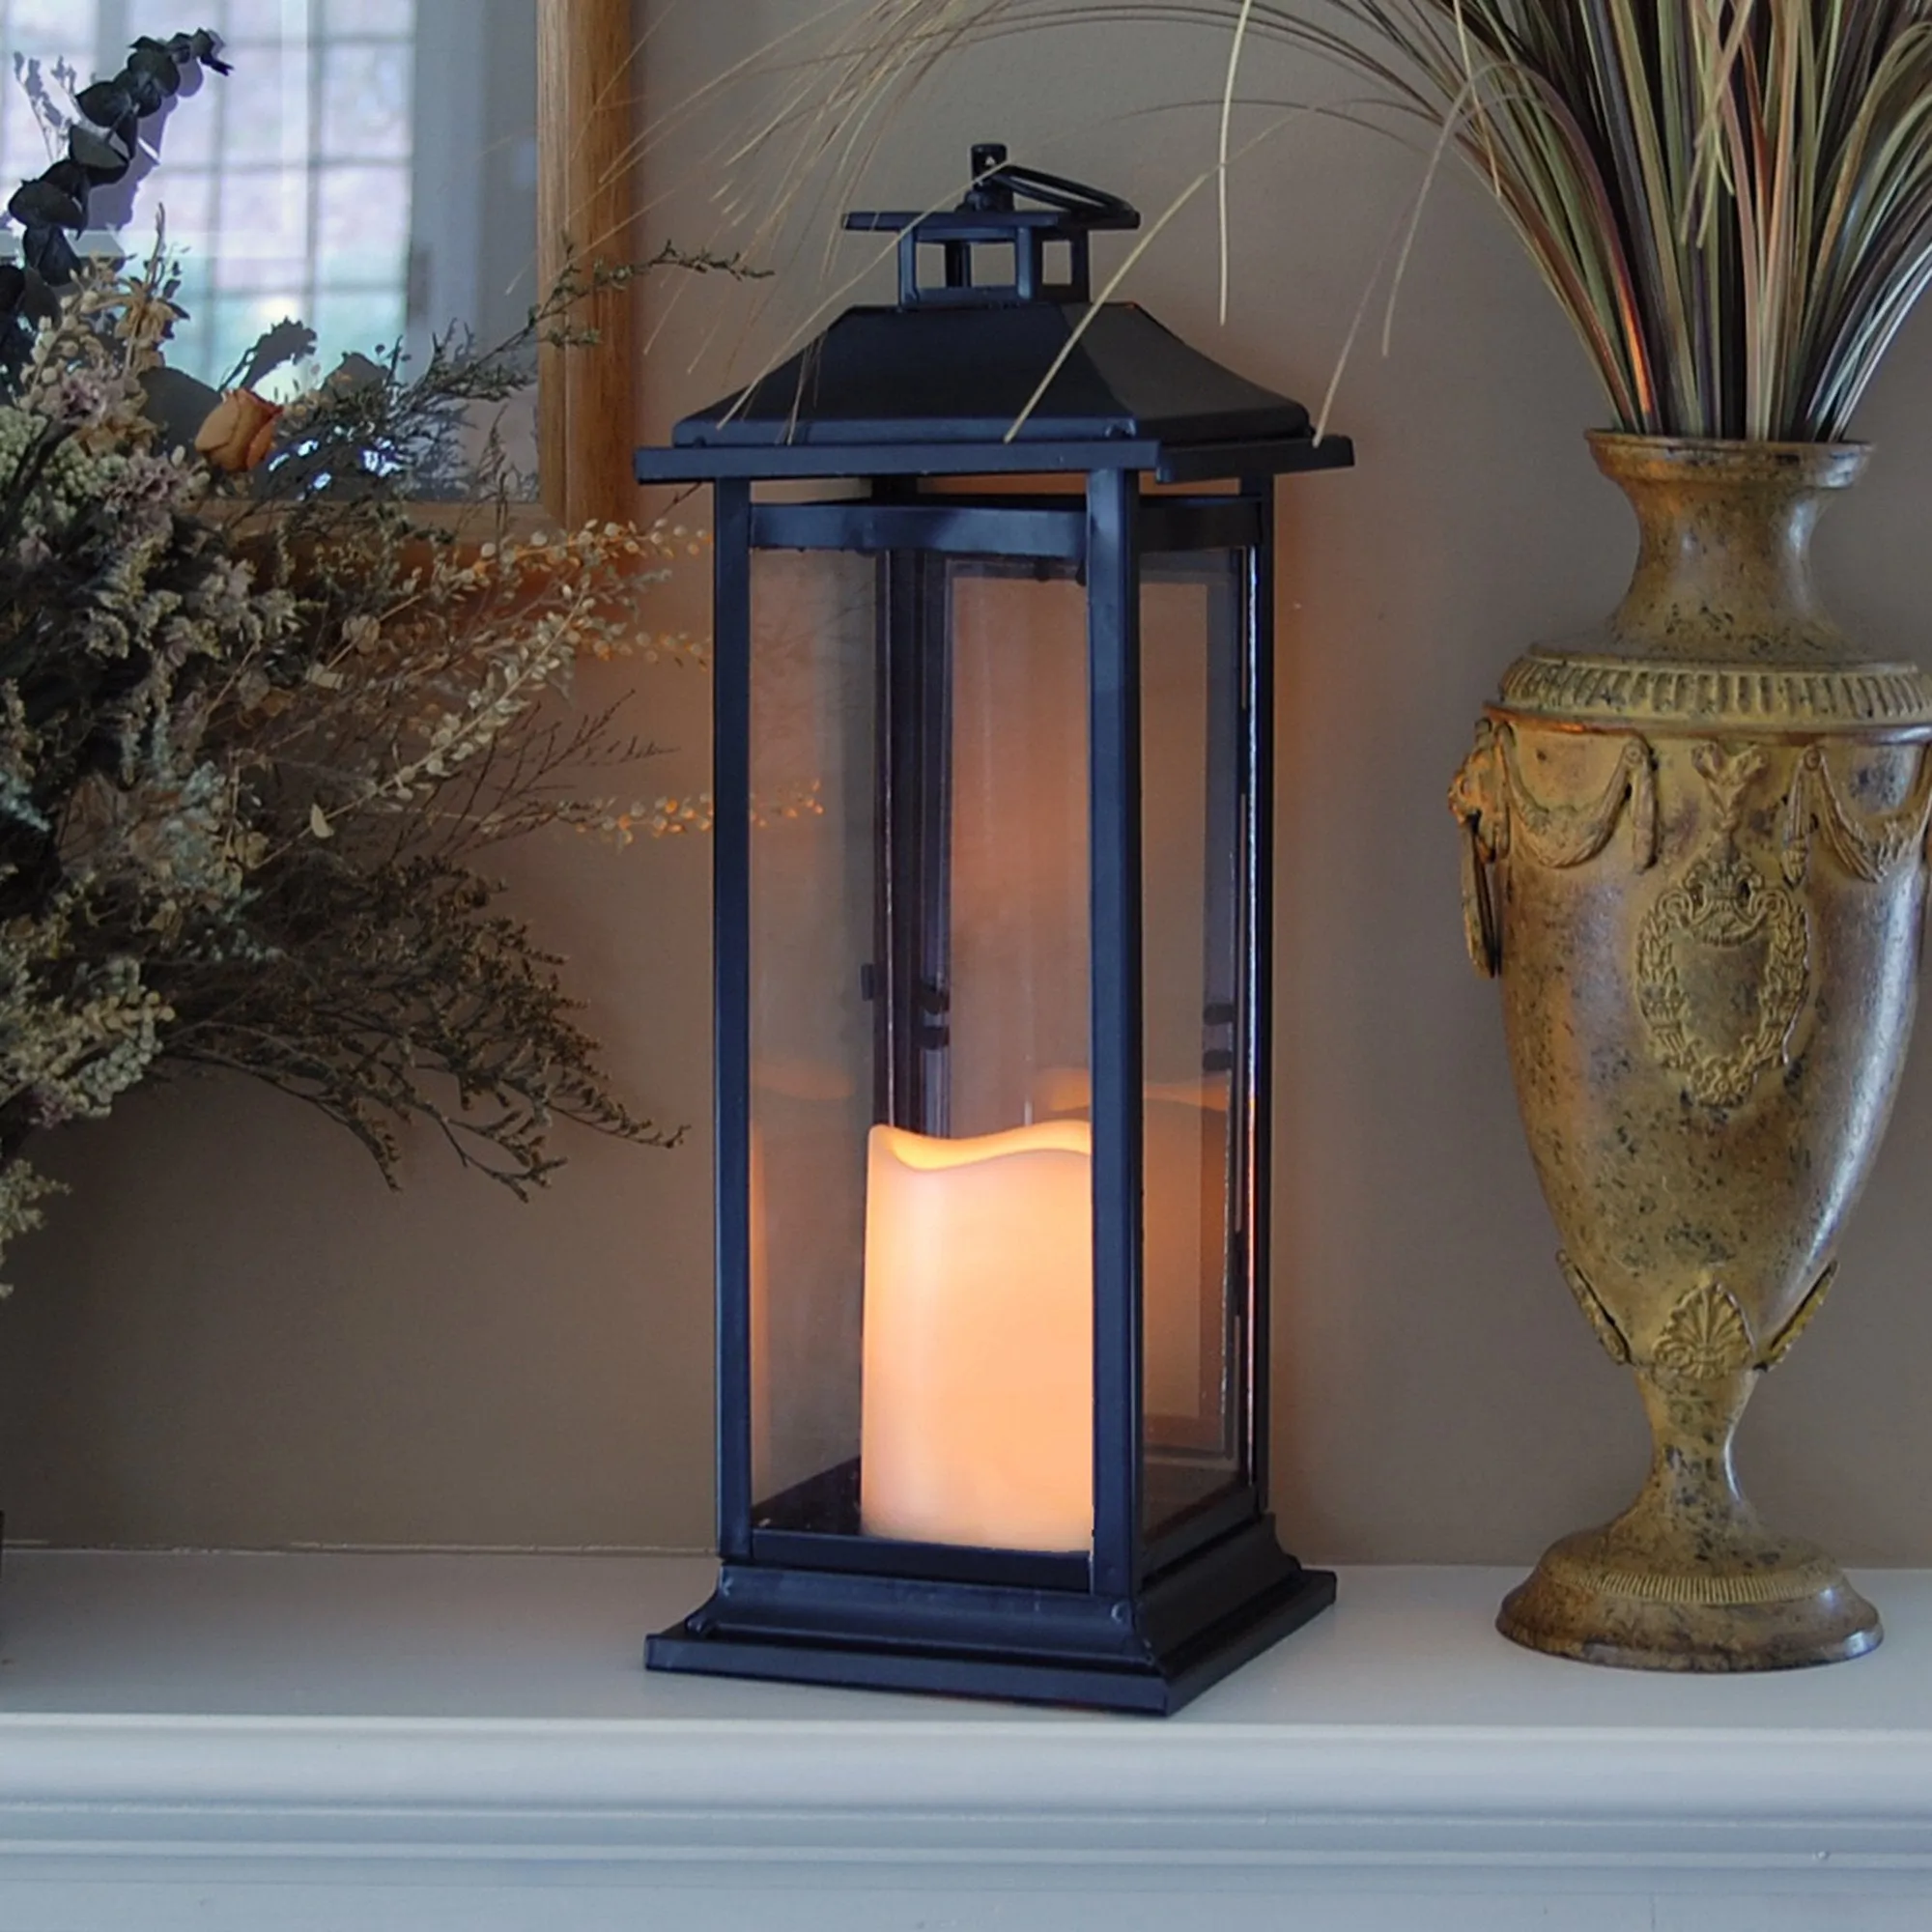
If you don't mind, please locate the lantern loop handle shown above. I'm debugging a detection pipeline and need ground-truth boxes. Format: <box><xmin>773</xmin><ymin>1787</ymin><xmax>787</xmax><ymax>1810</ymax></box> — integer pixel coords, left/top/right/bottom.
<box><xmin>845</xmin><ymin>145</ymin><xmax>1141</xmax><ymax>309</ymax></box>
<box><xmin>960</xmin><ymin>143</ymin><xmax>1141</xmax><ymax>230</ymax></box>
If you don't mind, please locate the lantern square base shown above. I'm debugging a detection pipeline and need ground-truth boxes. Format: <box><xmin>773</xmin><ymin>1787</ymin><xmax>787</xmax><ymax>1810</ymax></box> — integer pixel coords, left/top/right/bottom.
<box><xmin>646</xmin><ymin>1524</ymin><xmax>1336</xmax><ymax>1716</ymax></box>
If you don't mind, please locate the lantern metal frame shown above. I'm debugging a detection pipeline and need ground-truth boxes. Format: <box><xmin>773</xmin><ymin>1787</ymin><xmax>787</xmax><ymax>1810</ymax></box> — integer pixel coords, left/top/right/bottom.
<box><xmin>635</xmin><ymin>151</ymin><xmax>1351</xmax><ymax>1714</ymax></box>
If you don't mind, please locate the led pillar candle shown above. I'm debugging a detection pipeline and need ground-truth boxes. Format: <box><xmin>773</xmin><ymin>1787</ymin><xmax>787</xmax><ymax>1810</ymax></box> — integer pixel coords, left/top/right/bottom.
<box><xmin>860</xmin><ymin>1121</ymin><xmax>1093</xmax><ymax>1550</ymax></box>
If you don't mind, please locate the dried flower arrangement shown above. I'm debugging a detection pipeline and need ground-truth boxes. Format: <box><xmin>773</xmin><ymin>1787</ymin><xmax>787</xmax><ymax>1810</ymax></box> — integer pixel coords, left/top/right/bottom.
<box><xmin>0</xmin><ymin>33</ymin><xmax>711</xmax><ymax>1287</ymax></box>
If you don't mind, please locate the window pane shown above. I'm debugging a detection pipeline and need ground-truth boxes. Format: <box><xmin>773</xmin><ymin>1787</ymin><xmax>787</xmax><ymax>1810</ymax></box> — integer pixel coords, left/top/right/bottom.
<box><xmin>128</xmin><ymin>0</ymin><xmax>231</xmax><ymax>37</ymax></box>
<box><xmin>326</xmin><ymin>0</ymin><xmax>413</xmax><ymax>33</ymax></box>
<box><xmin>215</xmin><ymin>44</ymin><xmax>313</xmax><ymax>163</ymax></box>
<box><xmin>204</xmin><ymin>169</ymin><xmax>310</xmax><ymax>268</ymax></box>
<box><xmin>9</xmin><ymin>0</ymin><xmax>92</xmax><ymax>38</ymax></box>
<box><xmin>316</xmin><ymin>162</ymin><xmax>409</xmax><ymax>281</ymax></box>
<box><xmin>144</xmin><ymin>95</ymin><xmax>222</xmax><ymax>170</ymax></box>
<box><xmin>320</xmin><ymin>41</ymin><xmax>411</xmax><ymax>158</ymax></box>
<box><xmin>213</xmin><ymin>0</ymin><xmax>313</xmax><ymax>50</ymax></box>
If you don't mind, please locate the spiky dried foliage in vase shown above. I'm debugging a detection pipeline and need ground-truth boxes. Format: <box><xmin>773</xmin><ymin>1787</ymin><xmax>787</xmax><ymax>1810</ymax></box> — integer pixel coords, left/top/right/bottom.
<box><xmin>808</xmin><ymin>0</ymin><xmax>1932</xmax><ymax>1670</ymax></box>
<box><xmin>0</xmin><ymin>247</ymin><xmax>705</xmax><ymax>1290</ymax></box>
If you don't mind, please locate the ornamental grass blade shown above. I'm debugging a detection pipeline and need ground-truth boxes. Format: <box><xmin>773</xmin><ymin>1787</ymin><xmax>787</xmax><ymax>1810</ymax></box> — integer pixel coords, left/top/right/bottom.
<box><xmin>723</xmin><ymin>0</ymin><xmax>1932</xmax><ymax>444</ymax></box>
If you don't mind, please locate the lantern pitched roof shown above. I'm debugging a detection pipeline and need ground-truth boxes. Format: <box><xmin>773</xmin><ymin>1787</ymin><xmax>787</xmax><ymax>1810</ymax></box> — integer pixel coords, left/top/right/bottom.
<box><xmin>669</xmin><ymin>301</ymin><xmax>1315</xmax><ymax>452</ymax></box>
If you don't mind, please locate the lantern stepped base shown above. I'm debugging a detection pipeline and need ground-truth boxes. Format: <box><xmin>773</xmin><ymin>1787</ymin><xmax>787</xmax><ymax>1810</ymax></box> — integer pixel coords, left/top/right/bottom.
<box><xmin>647</xmin><ymin>1518</ymin><xmax>1336</xmax><ymax>1715</ymax></box>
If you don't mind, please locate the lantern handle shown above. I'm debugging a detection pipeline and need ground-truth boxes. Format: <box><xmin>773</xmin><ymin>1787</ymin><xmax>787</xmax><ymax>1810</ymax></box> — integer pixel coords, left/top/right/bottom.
<box><xmin>845</xmin><ymin>144</ymin><xmax>1141</xmax><ymax>310</ymax></box>
<box><xmin>959</xmin><ymin>143</ymin><xmax>1141</xmax><ymax>230</ymax></box>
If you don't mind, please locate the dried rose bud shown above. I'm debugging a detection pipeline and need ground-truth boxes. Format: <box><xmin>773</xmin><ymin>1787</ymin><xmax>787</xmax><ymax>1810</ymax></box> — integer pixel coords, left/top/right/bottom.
<box><xmin>193</xmin><ymin>388</ymin><xmax>282</xmax><ymax>472</ymax></box>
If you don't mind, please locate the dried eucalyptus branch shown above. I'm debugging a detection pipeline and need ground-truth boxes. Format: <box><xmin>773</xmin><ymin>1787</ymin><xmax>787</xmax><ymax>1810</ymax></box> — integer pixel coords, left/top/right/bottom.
<box><xmin>0</xmin><ymin>29</ymin><xmax>228</xmax><ymax>376</ymax></box>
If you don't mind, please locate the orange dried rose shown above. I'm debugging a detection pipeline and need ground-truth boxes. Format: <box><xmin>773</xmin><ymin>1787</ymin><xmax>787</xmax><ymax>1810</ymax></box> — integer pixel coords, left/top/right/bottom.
<box><xmin>194</xmin><ymin>388</ymin><xmax>282</xmax><ymax>472</ymax></box>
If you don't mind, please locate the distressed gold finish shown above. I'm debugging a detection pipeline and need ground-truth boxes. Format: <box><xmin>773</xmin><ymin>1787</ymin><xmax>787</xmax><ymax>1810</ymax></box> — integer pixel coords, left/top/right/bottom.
<box><xmin>1454</xmin><ymin>435</ymin><xmax>1932</xmax><ymax>1670</ymax></box>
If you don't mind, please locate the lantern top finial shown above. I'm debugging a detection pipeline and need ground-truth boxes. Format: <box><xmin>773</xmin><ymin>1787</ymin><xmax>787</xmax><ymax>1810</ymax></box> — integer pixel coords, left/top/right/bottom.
<box><xmin>843</xmin><ymin>143</ymin><xmax>1140</xmax><ymax>310</ymax></box>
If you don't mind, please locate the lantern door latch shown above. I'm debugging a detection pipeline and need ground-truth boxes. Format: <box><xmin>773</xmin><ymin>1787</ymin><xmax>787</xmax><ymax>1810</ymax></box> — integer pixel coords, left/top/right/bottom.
<box><xmin>918</xmin><ymin>980</ymin><xmax>951</xmax><ymax>1051</ymax></box>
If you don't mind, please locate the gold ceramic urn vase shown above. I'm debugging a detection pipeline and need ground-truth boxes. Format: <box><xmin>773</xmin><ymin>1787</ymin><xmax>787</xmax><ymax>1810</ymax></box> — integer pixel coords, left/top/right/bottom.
<box><xmin>1453</xmin><ymin>434</ymin><xmax>1932</xmax><ymax>1670</ymax></box>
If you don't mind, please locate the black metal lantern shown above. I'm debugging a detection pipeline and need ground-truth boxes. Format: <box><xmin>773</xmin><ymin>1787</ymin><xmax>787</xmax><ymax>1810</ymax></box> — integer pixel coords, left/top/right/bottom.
<box><xmin>635</xmin><ymin>148</ymin><xmax>1352</xmax><ymax>1714</ymax></box>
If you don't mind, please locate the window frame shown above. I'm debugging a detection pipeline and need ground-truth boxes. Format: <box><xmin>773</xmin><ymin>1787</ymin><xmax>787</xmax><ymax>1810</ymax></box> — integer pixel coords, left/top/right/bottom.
<box><xmin>533</xmin><ymin>0</ymin><xmax>639</xmax><ymax>535</ymax></box>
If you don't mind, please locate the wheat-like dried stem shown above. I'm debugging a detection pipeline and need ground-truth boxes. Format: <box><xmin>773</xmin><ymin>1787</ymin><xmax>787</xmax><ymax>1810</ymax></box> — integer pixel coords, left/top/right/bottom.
<box><xmin>781</xmin><ymin>0</ymin><xmax>1932</xmax><ymax>441</ymax></box>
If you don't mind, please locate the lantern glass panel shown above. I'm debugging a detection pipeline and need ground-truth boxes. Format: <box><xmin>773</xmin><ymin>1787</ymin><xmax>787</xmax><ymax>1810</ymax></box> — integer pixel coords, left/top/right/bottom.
<box><xmin>945</xmin><ymin>560</ymin><xmax>1091</xmax><ymax>1139</ymax></box>
<box><xmin>746</xmin><ymin>549</ymin><xmax>876</xmax><ymax>1521</ymax></box>
<box><xmin>747</xmin><ymin>540</ymin><xmax>1099</xmax><ymax>1560</ymax></box>
<box><xmin>1139</xmin><ymin>553</ymin><xmax>1251</xmax><ymax>1543</ymax></box>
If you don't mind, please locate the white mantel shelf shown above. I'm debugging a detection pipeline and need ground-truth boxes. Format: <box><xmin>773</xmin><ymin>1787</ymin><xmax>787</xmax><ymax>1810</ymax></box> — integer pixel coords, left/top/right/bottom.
<box><xmin>4</xmin><ymin>1553</ymin><xmax>1932</xmax><ymax>1930</ymax></box>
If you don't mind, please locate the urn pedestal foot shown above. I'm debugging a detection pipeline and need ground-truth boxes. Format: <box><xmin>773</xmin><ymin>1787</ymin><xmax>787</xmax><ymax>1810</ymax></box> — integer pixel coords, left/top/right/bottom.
<box><xmin>1498</xmin><ymin>1528</ymin><xmax>1881</xmax><ymax>1672</ymax></box>
<box><xmin>1496</xmin><ymin>1369</ymin><xmax>1881</xmax><ymax>1671</ymax></box>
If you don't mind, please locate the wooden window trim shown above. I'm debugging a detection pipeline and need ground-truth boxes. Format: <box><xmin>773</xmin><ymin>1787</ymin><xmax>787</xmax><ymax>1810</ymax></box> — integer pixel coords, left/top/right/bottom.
<box><xmin>536</xmin><ymin>0</ymin><xmax>642</xmax><ymax>536</ymax></box>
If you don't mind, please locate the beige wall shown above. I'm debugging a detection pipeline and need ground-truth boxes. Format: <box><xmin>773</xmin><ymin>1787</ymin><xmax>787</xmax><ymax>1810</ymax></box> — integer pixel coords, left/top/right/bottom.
<box><xmin>7</xmin><ymin>0</ymin><xmax>1932</xmax><ymax>1564</ymax></box>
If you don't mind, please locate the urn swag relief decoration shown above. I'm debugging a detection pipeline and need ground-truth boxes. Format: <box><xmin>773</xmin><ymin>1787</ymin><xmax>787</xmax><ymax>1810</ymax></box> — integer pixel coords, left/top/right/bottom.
<box><xmin>1454</xmin><ymin>436</ymin><xmax>1932</xmax><ymax>1669</ymax></box>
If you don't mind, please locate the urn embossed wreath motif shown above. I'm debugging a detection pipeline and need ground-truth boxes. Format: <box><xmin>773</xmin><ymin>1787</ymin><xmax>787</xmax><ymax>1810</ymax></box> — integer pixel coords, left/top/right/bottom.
<box><xmin>1453</xmin><ymin>435</ymin><xmax>1932</xmax><ymax>1669</ymax></box>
